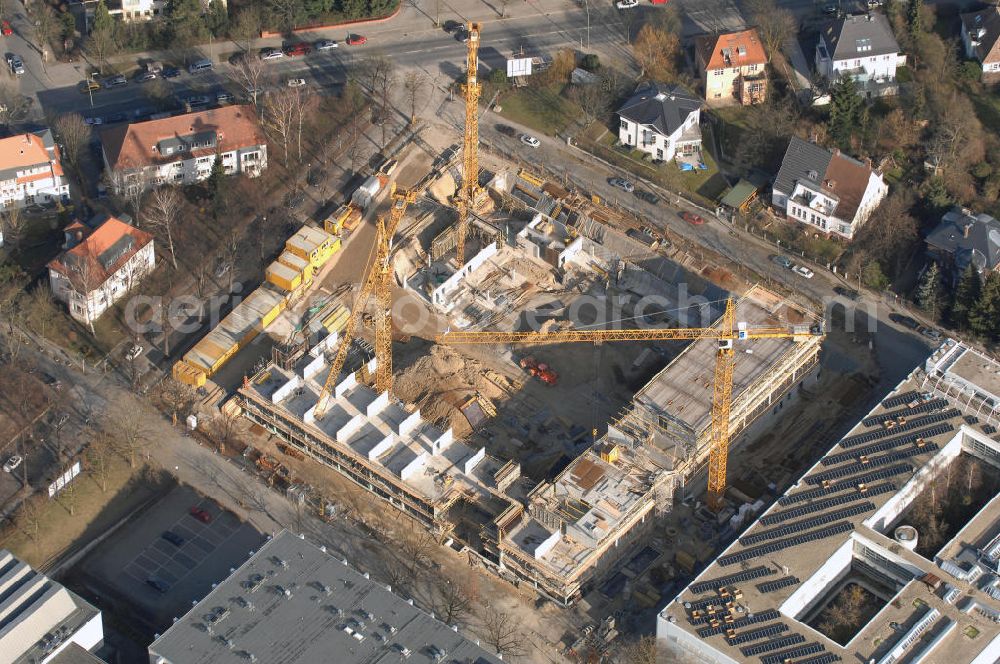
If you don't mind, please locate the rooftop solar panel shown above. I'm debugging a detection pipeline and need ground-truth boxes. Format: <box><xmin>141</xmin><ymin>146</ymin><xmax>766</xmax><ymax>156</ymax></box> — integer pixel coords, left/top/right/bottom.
<box><xmin>761</xmin><ymin>642</ymin><xmax>825</xmax><ymax>664</ymax></box>
<box><xmin>741</xmin><ymin>503</ymin><xmax>874</xmax><ymax>546</ymax></box>
<box><xmin>861</xmin><ymin>399</ymin><xmax>947</xmax><ymax>427</ymax></box>
<box><xmin>796</xmin><ymin>654</ymin><xmax>841</xmax><ymax>664</ymax></box>
<box><xmin>839</xmin><ymin>410</ymin><xmax>959</xmax><ymax>448</ymax></box>
<box><xmin>881</xmin><ymin>391</ymin><xmax>921</xmax><ymax>409</ymax></box>
<box><xmin>761</xmin><ymin>483</ymin><xmax>894</xmax><ymax>525</ymax></box>
<box><xmin>718</xmin><ymin>522</ymin><xmax>854</xmax><ymax>567</ymax></box>
<box><xmin>807</xmin><ymin>447</ymin><xmax>934</xmax><ymax>485</ymax></box>
<box><xmin>727</xmin><ymin>622</ymin><xmax>787</xmax><ymax>645</ymax></box>
<box><xmin>756</xmin><ymin>576</ymin><xmax>800</xmax><ymax>593</ymax></box>
<box><xmin>690</xmin><ymin>566</ymin><xmax>774</xmax><ymax>595</ymax></box>
<box><xmin>740</xmin><ymin>633</ymin><xmax>806</xmax><ymax>657</ymax></box>
<box><xmin>821</xmin><ymin>424</ymin><xmax>952</xmax><ymax>466</ymax></box>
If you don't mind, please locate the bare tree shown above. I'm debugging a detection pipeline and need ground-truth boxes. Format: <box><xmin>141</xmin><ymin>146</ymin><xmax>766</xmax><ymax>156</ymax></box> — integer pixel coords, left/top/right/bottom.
<box><xmin>398</xmin><ymin>521</ymin><xmax>435</xmax><ymax>574</ymax></box>
<box><xmin>58</xmin><ymin>473</ymin><xmax>80</xmax><ymax>515</ymax></box>
<box><xmin>157</xmin><ymin>378</ymin><xmax>194</xmax><ymax>424</ymax></box>
<box><xmin>223</xmin><ymin>229</ymin><xmax>241</xmax><ymax>293</ymax></box>
<box><xmin>618</xmin><ymin>635</ymin><xmax>660</xmax><ymax>664</ymax></box>
<box><xmin>0</xmin><ymin>83</ymin><xmax>32</xmax><ymax>126</ymax></box>
<box><xmin>212</xmin><ymin>408</ymin><xmax>241</xmax><ymax>450</ymax></box>
<box><xmin>633</xmin><ymin>25</ymin><xmax>679</xmax><ymax>80</ymax></box>
<box><xmin>230</xmin><ymin>54</ymin><xmax>269</xmax><ymax>106</ymax></box>
<box><xmin>14</xmin><ymin>494</ymin><xmax>44</xmax><ymax>540</ymax></box>
<box><xmin>53</xmin><ymin>113</ymin><xmax>90</xmax><ymax>181</ymax></box>
<box><xmin>85</xmin><ymin>21</ymin><xmax>118</xmax><ymax>75</ymax></box>
<box><xmin>24</xmin><ymin>285</ymin><xmax>60</xmax><ymax>338</ymax></box>
<box><xmin>479</xmin><ymin>606</ymin><xmax>525</xmax><ymax>658</ymax></box>
<box><xmin>744</xmin><ymin>0</ymin><xmax>796</xmax><ymax>59</ymax></box>
<box><xmin>231</xmin><ymin>6</ymin><xmax>262</xmax><ymax>53</ymax></box>
<box><xmin>107</xmin><ymin>402</ymin><xmax>150</xmax><ymax>467</ymax></box>
<box><xmin>145</xmin><ymin>186</ymin><xmax>182</xmax><ymax>269</ymax></box>
<box><xmin>87</xmin><ymin>428</ymin><xmax>115</xmax><ymax>492</ymax></box>
<box><xmin>107</xmin><ymin>169</ymin><xmax>148</xmax><ymax>227</ymax></box>
<box><xmin>402</xmin><ymin>72</ymin><xmax>427</xmax><ymax>126</ymax></box>
<box><xmin>1</xmin><ymin>206</ymin><xmax>27</xmax><ymax>253</ymax></box>
<box><xmin>263</xmin><ymin>89</ymin><xmax>297</xmax><ymax>166</ymax></box>
<box><xmin>568</xmin><ymin>83</ymin><xmax>611</xmax><ymax>125</ymax></box>
<box><xmin>431</xmin><ymin>575</ymin><xmax>476</xmax><ymax>626</ymax></box>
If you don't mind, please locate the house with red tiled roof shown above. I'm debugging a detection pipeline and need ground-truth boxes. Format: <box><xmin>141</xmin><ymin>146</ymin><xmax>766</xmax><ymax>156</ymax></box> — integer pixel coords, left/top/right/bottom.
<box><xmin>771</xmin><ymin>137</ymin><xmax>887</xmax><ymax>240</ymax></box>
<box><xmin>47</xmin><ymin>216</ymin><xmax>155</xmax><ymax>324</ymax></box>
<box><xmin>0</xmin><ymin>129</ymin><xmax>69</xmax><ymax>210</ymax></box>
<box><xmin>694</xmin><ymin>28</ymin><xmax>768</xmax><ymax>106</ymax></box>
<box><xmin>99</xmin><ymin>105</ymin><xmax>266</xmax><ymax>194</ymax></box>
<box><xmin>961</xmin><ymin>7</ymin><xmax>1000</xmax><ymax>82</ymax></box>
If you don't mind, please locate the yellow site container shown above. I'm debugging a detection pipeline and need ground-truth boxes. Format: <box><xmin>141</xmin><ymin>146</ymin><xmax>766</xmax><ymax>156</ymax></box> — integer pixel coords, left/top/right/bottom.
<box><xmin>266</xmin><ymin>261</ymin><xmax>302</xmax><ymax>292</ymax></box>
<box><xmin>285</xmin><ymin>225</ymin><xmax>338</xmax><ymax>269</ymax></box>
<box><xmin>323</xmin><ymin>204</ymin><xmax>353</xmax><ymax>235</ymax></box>
<box><xmin>172</xmin><ymin>360</ymin><xmax>207</xmax><ymax>387</ymax></box>
<box><xmin>599</xmin><ymin>444</ymin><xmax>620</xmax><ymax>463</ymax></box>
<box><xmin>322</xmin><ymin>304</ymin><xmax>350</xmax><ymax>334</ymax></box>
<box><xmin>278</xmin><ymin>251</ymin><xmax>312</xmax><ymax>285</ymax></box>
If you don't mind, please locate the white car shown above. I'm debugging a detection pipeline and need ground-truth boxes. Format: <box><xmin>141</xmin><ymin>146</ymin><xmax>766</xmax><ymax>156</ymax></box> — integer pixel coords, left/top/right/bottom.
<box><xmin>261</xmin><ymin>49</ymin><xmax>285</xmax><ymax>61</ymax></box>
<box><xmin>3</xmin><ymin>455</ymin><xmax>22</xmax><ymax>473</ymax></box>
<box><xmin>616</xmin><ymin>0</ymin><xmax>639</xmax><ymax>8</ymax></box>
<box><xmin>792</xmin><ymin>265</ymin><xmax>814</xmax><ymax>279</ymax></box>
<box><xmin>287</xmin><ymin>78</ymin><xmax>307</xmax><ymax>88</ymax></box>
<box><xmin>520</xmin><ymin>134</ymin><xmax>540</xmax><ymax>148</ymax></box>
<box><xmin>125</xmin><ymin>344</ymin><xmax>143</xmax><ymax>361</ymax></box>
<box><xmin>314</xmin><ymin>39</ymin><xmax>338</xmax><ymax>51</ymax></box>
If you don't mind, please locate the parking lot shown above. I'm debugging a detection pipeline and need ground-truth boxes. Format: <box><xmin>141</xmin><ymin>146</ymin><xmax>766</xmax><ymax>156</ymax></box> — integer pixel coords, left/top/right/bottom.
<box><xmin>75</xmin><ymin>483</ymin><xmax>265</xmax><ymax>633</ymax></box>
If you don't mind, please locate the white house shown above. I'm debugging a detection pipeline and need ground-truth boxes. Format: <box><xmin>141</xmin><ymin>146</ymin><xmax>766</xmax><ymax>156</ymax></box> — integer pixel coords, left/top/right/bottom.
<box><xmin>815</xmin><ymin>13</ymin><xmax>902</xmax><ymax>97</ymax></box>
<box><xmin>960</xmin><ymin>7</ymin><xmax>1000</xmax><ymax>83</ymax></box>
<box><xmin>100</xmin><ymin>105</ymin><xmax>266</xmax><ymax>195</ymax></box>
<box><xmin>47</xmin><ymin>215</ymin><xmax>155</xmax><ymax>324</ymax></box>
<box><xmin>617</xmin><ymin>83</ymin><xmax>702</xmax><ymax>162</ymax></box>
<box><xmin>110</xmin><ymin>0</ymin><xmax>223</xmax><ymax>21</ymax></box>
<box><xmin>0</xmin><ymin>129</ymin><xmax>69</xmax><ymax>209</ymax></box>
<box><xmin>772</xmin><ymin>137</ymin><xmax>887</xmax><ymax>240</ymax></box>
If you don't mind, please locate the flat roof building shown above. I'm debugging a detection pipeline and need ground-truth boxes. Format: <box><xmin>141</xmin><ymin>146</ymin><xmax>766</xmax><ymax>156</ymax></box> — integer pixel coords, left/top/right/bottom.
<box><xmin>0</xmin><ymin>550</ymin><xmax>104</xmax><ymax>664</ymax></box>
<box><xmin>658</xmin><ymin>338</ymin><xmax>1000</xmax><ymax>664</ymax></box>
<box><xmin>147</xmin><ymin>530</ymin><xmax>503</xmax><ymax>664</ymax></box>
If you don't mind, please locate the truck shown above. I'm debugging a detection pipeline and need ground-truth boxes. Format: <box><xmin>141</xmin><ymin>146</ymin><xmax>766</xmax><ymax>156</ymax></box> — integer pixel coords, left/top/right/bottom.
<box><xmin>351</xmin><ymin>175</ymin><xmax>382</xmax><ymax>210</ymax></box>
<box><xmin>519</xmin><ymin>356</ymin><xmax>558</xmax><ymax>386</ymax></box>
<box><xmin>323</xmin><ymin>203</ymin><xmax>362</xmax><ymax>235</ymax></box>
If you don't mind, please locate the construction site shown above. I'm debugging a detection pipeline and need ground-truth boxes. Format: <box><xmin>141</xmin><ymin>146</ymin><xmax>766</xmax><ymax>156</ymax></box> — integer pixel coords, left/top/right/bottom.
<box><xmin>165</xmin><ymin>24</ymin><xmax>852</xmax><ymax>614</ymax></box>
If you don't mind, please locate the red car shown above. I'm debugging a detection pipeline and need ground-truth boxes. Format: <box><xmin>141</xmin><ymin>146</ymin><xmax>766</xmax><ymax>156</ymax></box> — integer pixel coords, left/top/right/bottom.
<box><xmin>680</xmin><ymin>211</ymin><xmax>705</xmax><ymax>226</ymax></box>
<box><xmin>189</xmin><ymin>506</ymin><xmax>212</xmax><ymax>523</ymax></box>
<box><xmin>284</xmin><ymin>42</ymin><xmax>312</xmax><ymax>56</ymax></box>
<box><xmin>1</xmin><ymin>21</ymin><xmax>12</xmax><ymax>36</ymax></box>
<box><xmin>346</xmin><ymin>34</ymin><xmax>367</xmax><ymax>46</ymax></box>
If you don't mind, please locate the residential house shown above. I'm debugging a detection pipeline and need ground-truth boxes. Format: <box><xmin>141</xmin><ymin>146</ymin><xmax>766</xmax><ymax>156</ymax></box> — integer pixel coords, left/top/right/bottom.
<box><xmin>108</xmin><ymin>0</ymin><xmax>223</xmax><ymax>21</ymax></box>
<box><xmin>617</xmin><ymin>83</ymin><xmax>702</xmax><ymax>162</ymax></box>
<box><xmin>925</xmin><ymin>207</ymin><xmax>1000</xmax><ymax>284</ymax></box>
<box><xmin>47</xmin><ymin>215</ymin><xmax>155</xmax><ymax>325</ymax></box>
<box><xmin>815</xmin><ymin>12</ymin><xmax>902</xmax><ymax>97</ymax></box>
<box><xmin>695</xmin><ymin>28</ymin><xmax>768</xmax><ymax>106</ymax></box>
<box><xmin>0</xmin><ymin>129</ymin><xmax>69</xmax><ymax>209</ymax></box>
<box><xmin>960</xmin><ymin>7</ymin><xmax>1000</xmax><ymax>83</ymax></box>
<box><xmin>771</xmin><ymin>136</ymin><xmax>887</xmax><ymax>240</ymax></box>
<box><xmin>100</xmin><ymin>105</ymin><xmax>266</xmax><ymax>195</ymax></box>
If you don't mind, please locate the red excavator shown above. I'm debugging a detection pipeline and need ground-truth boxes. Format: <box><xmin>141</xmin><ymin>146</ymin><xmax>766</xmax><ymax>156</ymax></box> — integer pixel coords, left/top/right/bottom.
<box><xmin>519</xmin><ymin>356</ymin><xmax>558</xmax><ymax>386</ymax></box>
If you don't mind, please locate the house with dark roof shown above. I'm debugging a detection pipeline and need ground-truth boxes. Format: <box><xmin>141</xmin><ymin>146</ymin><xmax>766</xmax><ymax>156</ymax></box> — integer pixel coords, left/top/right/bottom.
<box><xmin>815</xmin><ymin>12</ymin><xmax>902</xmax><ymax>97</ymax></box>
<box><xmin>617</xmin><ymin>83</ymin><xmax>702</xmax><ymax>162</ymax></box>
<box><xmin>960</xmin><ymin>7</ymin><xmax>1000</xmax><ymax>82</ymax></box>
<box><xmin>771</xmin><ymin>137</ymin><xmax>887</xmax><ymax>240</ymax></box>
<box><xmin>47</xmin><ymin>215</ymin><xmax>155</xmax><ymax>325</ymax></box>
<box><xmin>100</xmin><ymin>105</ymin><xmax>266</xmax><ymax>195</ymax></box>
<box><xmin>926</xmin><ymin>207</ymin><xmax>1000</xmax><ymax>284</ymax></box>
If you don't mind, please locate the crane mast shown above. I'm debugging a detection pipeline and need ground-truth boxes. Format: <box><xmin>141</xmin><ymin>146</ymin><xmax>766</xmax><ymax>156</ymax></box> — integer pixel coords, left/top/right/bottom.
<box><xmin>456</xmin><ymin>22</ymin><xmax>482</xmax><ymax>269</ymax></box>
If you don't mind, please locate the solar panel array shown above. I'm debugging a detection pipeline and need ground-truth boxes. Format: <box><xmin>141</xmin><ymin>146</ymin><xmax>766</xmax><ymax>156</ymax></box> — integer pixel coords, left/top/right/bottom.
<box><xmin>821</xmin><ymin>425</ymin><xmax>953</xmax><ymax>466</ymax></box>
<box><xmin>740</xmin><ymin>633</ymin><xmax>806</xmax><ymax>657</ymax></box>
<box><xmin>761</xmin><ymin>642</ymin><xmax>825</xmax><ymax>664</ymax></box>
<box><xmin>797</xmin><ymin>654</ymin><xmax>841</xmax><ymax>664</ymax></box>
<box><xmin>861</xmin><ymin>399</ymin><xmax>947</xmax><ymax>427</ymax></box>
<box><xmin>964</xmin><ymin>415</ymin><xmax>979</xmax><ymax>425</ymax></box>
<box><xmin>690</xmin><ymin>566</ymin><xmax>774</xmax><ymax>595</ymax></box>
<box><xmin>804</xmin><ymin>462</ymin><xmax>913</xmax><ymax>488</ymax></box>
<box><xmin>696</xmin><ymin>609</ymin><xmax>782</xmax><ymax>637</ymax></box>
<box><xmin>984</xmin><ymin>424</ymin><xmax>997</xmax><ymax>435</ymax></box>
<box><xmin>761</xmin><ymin>483</ymin><xmax>894</xmax><ymax>525</ymax></box>
<box><xmin>726</xmin><ymin>622</ymin><xmax>787</xmax><ymax>645</ymax></box>
<box><xmin>718</xmin><ymin>522</ymin><xmax>854</xmax><ymax>567</ymax></box>
<box><xmin>778</xmin><ymin>483</ymin><xmax>854</xmax><ymax>506</ymax></box>
<box><xmin>756</xmin><ymin>576</ymin><xmax>800</xmax><ymax>593</ymax></box>
<box><xmin>686</xmin><ymin>596</ymin><xmax>724</xmax><ymax>612</ymax></box>
<box><xmin>840</xmin><ymin>410</ymin><xmax>959</xmax><ymax>448</ymax></box>
<box><xmin>881</xmin><ymin>391</ymin><xmax>920</xmax><ymax>409</ymax></box>
<box><xmin>807</xmin><ymin>446</ymin><xmax>934</xmax><ymax>485</ymax></box>
<box><xmin>741</xmin><ymin>503</ymin><xmax>874</xmax><ymax>545</ymax></box>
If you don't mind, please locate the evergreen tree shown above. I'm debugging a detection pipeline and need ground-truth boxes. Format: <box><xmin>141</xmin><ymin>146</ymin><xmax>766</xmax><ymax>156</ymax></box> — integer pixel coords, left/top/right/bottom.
<box><xmin>951</xmin><ymin>263</ymin><xmax>982</xmax><ymax>330</ymax></box>
<box><xmin>906</xmin><ymin>0</ymin><xmax>921</xmax><ymax>36</ymax></box>
<box><xmin>166</xmin><ymin>0</ymin><xmax>209</xmax><ymax>52</ymax></box>
<box><xmin>92</xmin><ymin>0</ymin><xmax>114</xmax><ymax>35</ymax></box>
<box><xmin>970</xmin><ymin>272</ymin><xmax>1000</xmax><ymax>340</ymax></box>
<box><xmin>828</xmin><ymin>75</ymin><xmax>862</xmax><ymax>149</ymax></box>
<box><xmin>205</xmin><ymin>0</ymin><xmax>229</xmax><ymax>37</ymax></box>
<box><xmin>917</xmin><ymin>261</ymin><xmax>943</xmax><ymax>321</ymax></box>
<box><xmin>206</xmin><ymin>153</ymin><xmax>228</xmax><ymax>219</ymax></box>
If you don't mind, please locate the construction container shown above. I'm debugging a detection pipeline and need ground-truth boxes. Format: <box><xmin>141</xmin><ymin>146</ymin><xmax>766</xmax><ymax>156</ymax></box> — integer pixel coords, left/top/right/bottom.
<box><xmin>181</xmin><ymin>285</ymin><xmax>287</xmax><ymax>376</ymax></box>
<box><xmin>321</xmin><ymin>304</ymin><xmax>350</xmax><ymax>334</ymax></box>
<box><xmin>173</xmin><ymin>360</ymin><xmax>207</xmax><ymax>387</ymax></box>
<box><xmin>266</xmin><ymin>260</ymin><xmax>303</xmax><ymax>292</ymax></box>
<box><xmin>351</xmin><ymin>175</ymin><xmax>382</xmax><ymax>210</ymax></box>
<box><xmin>277</xmin><ymin>251</ymin><xmax>312</xmax><ymax>284</ymax></box>
<box><xmin>285</xmin><ymin>225</ymin><xmax>341</xmax><ymax>269</ymax></box>
<box><xmin>325</xmin><ymin>204</ymin><xmax>362</xmax><ymax>236</ymax></box>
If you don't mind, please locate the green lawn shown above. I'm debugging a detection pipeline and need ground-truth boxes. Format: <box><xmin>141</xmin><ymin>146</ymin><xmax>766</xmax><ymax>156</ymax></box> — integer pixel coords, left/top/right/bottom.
<box><xmin>497</xmin><ymin>83</ymin><xmax>580</xmax><ymax>136</ymax></box>
<box><xmin>969</xmin><ymin>88</ymin><xmax>1000</xmax><ymax>130</ymax></box>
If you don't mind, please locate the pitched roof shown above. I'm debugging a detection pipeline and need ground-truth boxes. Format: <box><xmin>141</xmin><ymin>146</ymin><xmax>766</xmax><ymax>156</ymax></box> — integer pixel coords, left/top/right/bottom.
<box><xmin>616</xmin><ymin>83</ymin><xmax>702</xmax><ymax>138</ymax></box>
<box><xmin>961</xmin><ymin>6</ymin><xmax>1000</xmax><ymax>65</ymax></box>
<box><xmin>100</xmin><ymin>105</ymin><xmax>265</xmax><ymax>171</ymax></box>
<box><xmin>773</xmin><ymin>136</ymin><xmax>876</xmax><ymax>221</ymax></box>
<box><xmin>926</xmin><ymin>207</ymin><xmax>1000</xmax><ymax>272</ymax></box>
<box><xmin>819</xmin><ymin>12</ymin><xmax>900</xmax><ymax>61</ymax></box>
<box><xmin>0</xmin><ymin>130</ymin><xmax>61</xmax><ymax>182</ymax></box>
<box><xmin>48</xmin><ymin>216</ymin><xmax>153</xmax><ymax>291</ymax></box>
<box><xmin>695</xmin><ymin>28</ymin><xmax>768</xmax><ymax>71</ymax></box>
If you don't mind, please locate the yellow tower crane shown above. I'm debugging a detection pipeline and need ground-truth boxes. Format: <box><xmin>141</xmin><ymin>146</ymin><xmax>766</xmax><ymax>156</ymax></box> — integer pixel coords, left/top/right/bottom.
<box><xmin>436</xmin><ymin>298</ymin><xmax>823</xmax><ymax>511</ymax></box>
<box><xmin>455</xmin><ymin>21</ymin><xmax>482</xmax><ymax>269</ymax></box>
<box><xmin>314</xmin><ymin>189</ymin><xmax>417</xmax><ymax>418</ymax></box>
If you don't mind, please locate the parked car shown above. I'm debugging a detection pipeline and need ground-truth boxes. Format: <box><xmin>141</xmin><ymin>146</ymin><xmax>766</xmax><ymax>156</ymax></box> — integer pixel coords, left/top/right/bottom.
<box><xmin>145</xmin><ymin>61</ymin><xmax>163</xmax><ymax>73</ymax></box>
<box><xmin>216</xmin><ymin>91</ymin><xmax>234</xmax><ymax>104</ymax></box>
<box><xmin>771</xmin><ymin>254</ymin><xmax>793</xmax><ymax>269</ymax></box>
<box><xmin>609</xmin><ymin>177</ymin><xmax>634</xmax><ymax>193</ymax></box>
<box><xmin>102</xmin><ymin>74</ymin><xmax>127</xmax><ymax>89</ymax></box>
<box><xmin>495</xmin><ymin>123</ymin><xmax>517</xmax><ymax>137</ymax></box>
<box><xmin>146</xmin><ymin>577</ymin><xmax>169</xmax><ymax>593</ymax></box>
<box><xmin>635</xmin><ymin>190</ymin><xmax>660</xmax><ymax>205</ymax></box>
<box><xmin>190</xmin><ymin>506</ymin><xmax>212</xmax><ymax>523</ymax></box>
<box><xmin>6</xmin><ymin>54</ymin><xmax>24</xmax><ymax>75</ymax></box>
<box><xmin>792</xmin><ymin>265</ymin><xmax>814</xmax><ymax>279</ymax></box>
<box><xmin>260</xmin><ymin>48</ymin><xmax>285</xmax><ymax>60</ymax></box>
<box><xmin>136</xmin><ymin>71</ymin><xmax>156</xmax><ymax>83</ymax></box>
<box><xmin>616</xmin><ymin>0</ymin><xmax>639</xmax><ymax>8</ymax></box>
<box><xmin>3</xmin><ymin>455</ymin><xmax>22</xmax><ymax>473</ymax></box>
<box><xmin>184</xmin><ymin>94</ymin><xmax>211</xmax><ymax>109</ymax></box>
<box><xmin>346</xmin><ymin>34</ymin><xmax>367</xmax><ymax>46</ymax></box>
<box><xmin>284</xmin><ymin>42</ymin><xmax>312</xmax><ymax>56</ymax></box>
<box><xmin>454</xmin><ymin>25</ymin><xmax>469</xmax><ymax>42</ymax></box>
<box><xmin>314</xmin><ymin>39</ymin><xmax>338</xmax><ymax>51</ymax></box>
<box><xmin>442</xmin><ymin>20</ymin><xmax>461</xmax><ymax>33</ymax></box>
<box><xmin>833</xmin><ymin>286</ymin><xmax>860</xmax><ymax>301</ymax></box>
<box><xmin>918</xmin><ymin>326</ymin><xmax>942</xmax><ymax>341</ymax></box>
<box><xmin>520</xmin><ymin>134</ymin><xmax>540</xmax><ymax>147</ymax></box>
<box><xmin>1</xmin><ymin>21</ymin><xmax>12</xmax><ymax>36</ymax></box>
<box><xmin>84</xmin><ymin>116</ymin><xmax>103</xmax><ymax>126</ymax></box>
<box><xmin>125</xmin><ymin>344</ymin><xmax>143</xmax><ymax>361</ymax></box>
<box><xmin>162</xmin><ymin>67</ymin><xmax>181</xmax><ymax>79</ymax></box>
<box><xmin>679</xmin><ymin>211</ymin><xmax>705</xmax><ymax>226</ymax></box>
<box><xmin>161</xmin><ymin>531</ymin><xmax>184</xmax><ymax>546</ymax></box>
<box><xmin>889</xmin><ymin>313</ymin><xmax>920</xmax><ymax>330</ymax></box>
<box><xmin>287</xmin><ymin>78</ymin><xmax>307</xmax><ymax>88</ymax></box>
<box><xmin>79</xmin><ymin>80</ymin><xmax>101</xmax><ymax>94</ymax></box>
